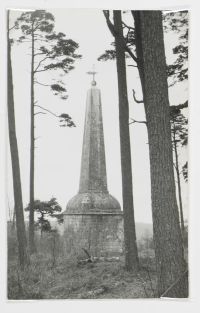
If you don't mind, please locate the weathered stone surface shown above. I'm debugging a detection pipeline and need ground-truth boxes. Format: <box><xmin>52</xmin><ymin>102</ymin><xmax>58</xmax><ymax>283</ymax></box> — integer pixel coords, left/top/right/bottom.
<box><xmin>79</xmin><ymin>87</ymin><xmax>107</xmax><ymax>193</ymax></box>
<box><xmin>64</xmin><ymin>83</ymin><xmax>123</xmax><ymax>257</ymax></box>
<box><xmin>63</xmin><ymin>213</ymin><xmax>123</xmax><ymax>257</ymax></box>
<box><xmin>66</xmin><ymin>192</ymin><xmax>121</xmax><ymax>214</ymax></box>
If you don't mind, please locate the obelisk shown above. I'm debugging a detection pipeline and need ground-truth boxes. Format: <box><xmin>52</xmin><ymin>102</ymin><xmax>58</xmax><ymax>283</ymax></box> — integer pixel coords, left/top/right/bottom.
<box><xmin>79</xmin><ymin>82</ymin><xmax>108</xmax><ymax>194</ymax></box>
<box><xmin>63</xmin><ymin>70</ymin><xmax>123</xmax><ymax>257</ymax></box>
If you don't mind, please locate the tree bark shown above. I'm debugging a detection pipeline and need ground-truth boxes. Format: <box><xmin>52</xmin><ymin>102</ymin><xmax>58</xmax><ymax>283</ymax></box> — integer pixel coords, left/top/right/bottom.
<box><xmin>133</xmin><ymin>11</ymin><xmax>186</xmax><ymax>296</ymax></box>
<box><xmin>113</xmin><ymin>10</ymin><xmax>139</xmax><ymax>271</ymax></box>
<box><xmin>7</xmin><ymin>10</ymin><xmax>29</xmax><ymax>268</ymax></box>
<box><xmin>29</xmin><ymin>23</ymin><xmax>36</xmax><ymax>253</ymax></box>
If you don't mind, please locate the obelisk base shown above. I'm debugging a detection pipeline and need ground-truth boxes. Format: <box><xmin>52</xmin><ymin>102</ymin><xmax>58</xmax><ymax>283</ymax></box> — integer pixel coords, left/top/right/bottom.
<box><xmin>63</xmin><ymin>212</ymin><xmax>124</xmax><ymax>258</ymax></box>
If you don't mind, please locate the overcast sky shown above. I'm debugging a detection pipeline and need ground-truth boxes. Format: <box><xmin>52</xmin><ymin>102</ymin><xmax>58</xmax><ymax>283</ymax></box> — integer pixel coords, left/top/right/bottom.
<box><xmin>7</xmin><ymin>9</ymin><xmax>188</xmax><ymax>223</ymax></box>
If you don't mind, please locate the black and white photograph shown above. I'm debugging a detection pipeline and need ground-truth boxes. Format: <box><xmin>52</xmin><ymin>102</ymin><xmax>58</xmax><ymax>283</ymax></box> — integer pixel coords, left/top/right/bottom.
<box><xmin>5</xmin><ymin>5</ymin><xmax>190</xmax><ymax>301</ymax></box>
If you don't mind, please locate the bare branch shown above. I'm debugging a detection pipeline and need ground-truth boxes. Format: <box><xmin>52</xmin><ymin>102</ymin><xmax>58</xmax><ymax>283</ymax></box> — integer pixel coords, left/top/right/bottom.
<box><xmin>9</xmin><ymin>25</ymin><xmax>16</xmax><ymax>31</ymax></box>
<box><xmin>34</xmin><ymin>105</ymin><xmax>58</xmax><ymax>117</ymax></box>
<box><xmin>103</xmin><ymin>10</ymin><xmax>138</xmax><ymax>63</ymax></box>
<box><xmin>132</xmin><ymin>89</ymin><xmax>144</xmax><ymax>103</ymax></box>
<box><xmin>122</xmin><ymin>21</ymin><xmax>135</xmax><ymax>31</ymax></box>
<box><xmin>127</xmin><ymin>64</ymin><xmax>138</xmax><ymax>68</ymax></box>
<box><xmin>128</xmin><ymin>64</ymin><xmax>137</xmax><ymax>68</ymax></box>
<box><xmin>125</xmin><ymin>28</ymin><xmax>131</xmax><ymax>43</ymax></box>
<box><xmin>103</xmin><ymin>10</ymin><xmax>117</xmax><ymax>37</ymax></box>
<box><xmin>129</xmin><ymin>118</ymin><xmax>147</xmax><ymax>125</ymax></box>
<box><xmin>34</xmin><ymin>80</ymin><xmax>51</xmax><ymax>87</ymax></box>
<box><xmin>34</xmin><ymin>112</ymin><xmax>47</xmax><ymax>116</ymax></box>
<box><xmin>121</xmin><ymin>39</ymin><xmax>137</xmax><ymax>63</ymax></box>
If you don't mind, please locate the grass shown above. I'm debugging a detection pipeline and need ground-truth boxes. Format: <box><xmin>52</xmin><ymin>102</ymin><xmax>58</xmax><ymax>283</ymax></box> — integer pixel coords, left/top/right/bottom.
<box><xmin>8</xmin><ymin>252</ymin><xmax>157</xmax><ymax>299</ymax></box>
<box><xmin>7</xmin><ymin>227</ymin><xmax>158</xmax><ymax>299</ymax></box>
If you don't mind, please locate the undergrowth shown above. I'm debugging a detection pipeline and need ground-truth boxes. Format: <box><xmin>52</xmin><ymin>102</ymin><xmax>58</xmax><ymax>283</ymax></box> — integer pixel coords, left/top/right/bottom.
<box><xmin>8</xmin><ymin>253</ymin><xmax>157</xmax><ymax>299</ymax></box>
<box><xmin>7</xmin><ymin>227</ymin><xmax>157</xmax><ymax>299</ymax></box>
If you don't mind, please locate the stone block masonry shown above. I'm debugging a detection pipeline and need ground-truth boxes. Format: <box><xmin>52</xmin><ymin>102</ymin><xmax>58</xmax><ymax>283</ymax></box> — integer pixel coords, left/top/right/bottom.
<box><xmin>64</xmin><ymin>213</ymin><xmax>123</xmax><ymax>257</ymax></box>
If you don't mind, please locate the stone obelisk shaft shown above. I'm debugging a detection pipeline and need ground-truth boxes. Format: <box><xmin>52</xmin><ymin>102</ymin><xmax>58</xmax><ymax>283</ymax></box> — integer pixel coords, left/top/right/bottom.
<box><xmin>79</xmin><ymin>86</ymin><xmax>108</xmax><ymax>193</ymax></box>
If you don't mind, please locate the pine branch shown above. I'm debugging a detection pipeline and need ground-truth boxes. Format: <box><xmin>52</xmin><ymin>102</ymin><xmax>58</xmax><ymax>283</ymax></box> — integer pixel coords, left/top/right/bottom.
<box><xmin>34</xmin><ymin>55</ymin><xmax>53</xmax><ymax>72</ymax></box>
<box><xmin>33</xmin><ymin>22</ymin><xmax>42</xmax><ymax>32</ymax></box>
<box><xmin>168</xmin><ymin>81</ymin><xmax>176</xmax><ymax>88</ymax></box>
<box><xmin>170</xmin><ymin>101</ymin><xmax>188</xmax><ymax>111</ymax></box>
<box><xmin>34</xmin><ymin>68</ymin><xmax>49</xmax><ymax>73</ymax></box>
<box><xmin>34</xmin><ymin>38</ymin><xmax>48</xmax><ymax>42</ymax></box>
<box><xmin>34</xmin><ymin>52</ymin><xmax>46</xmax><ymax>57</ymax></box>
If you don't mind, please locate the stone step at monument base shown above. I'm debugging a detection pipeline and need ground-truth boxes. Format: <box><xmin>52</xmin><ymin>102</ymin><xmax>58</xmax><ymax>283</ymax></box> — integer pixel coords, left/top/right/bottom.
<box><xmin>63</xmin><ymin>212</ymin><xmax>124</xmax><ymax>258</ymax></box>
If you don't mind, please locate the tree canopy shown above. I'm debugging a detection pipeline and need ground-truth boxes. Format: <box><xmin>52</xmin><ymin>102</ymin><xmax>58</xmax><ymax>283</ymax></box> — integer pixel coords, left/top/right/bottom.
<box><xmin>15</xmin><ymin>10</ymin><xmax>82</xmax><ymax>99</ymax></box>
<box><xmin>25</xmin><ymin>197</ymin><xmax>63</xmax><ymax>233</ymax></box>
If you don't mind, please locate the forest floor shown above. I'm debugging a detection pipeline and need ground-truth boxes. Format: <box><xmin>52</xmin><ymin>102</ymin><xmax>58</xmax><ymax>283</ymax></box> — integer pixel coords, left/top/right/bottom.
<box><xmin>8</xmin><ymin>252</ymin><xmax>157</xmax><ymax>299</ymax></box>
<box><xmin>7</xmin><ymin>226</ymin><xmax>189</xmax><ymax>300</ymax></box>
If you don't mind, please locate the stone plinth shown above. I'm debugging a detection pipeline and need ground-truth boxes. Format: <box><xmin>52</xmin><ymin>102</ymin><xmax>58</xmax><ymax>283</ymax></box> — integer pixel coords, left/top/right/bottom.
<box><xmin>63</xmin><ymin>212</ymin><xmax>123</xmax><ymax>257</ymax></box>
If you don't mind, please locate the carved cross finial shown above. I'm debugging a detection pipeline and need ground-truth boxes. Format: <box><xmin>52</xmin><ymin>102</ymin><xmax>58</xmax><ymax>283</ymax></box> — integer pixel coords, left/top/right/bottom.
<box><xmin>87</xmin><ymin>64</ymin><xmax>97</xmax><ymax>86</ymax></box>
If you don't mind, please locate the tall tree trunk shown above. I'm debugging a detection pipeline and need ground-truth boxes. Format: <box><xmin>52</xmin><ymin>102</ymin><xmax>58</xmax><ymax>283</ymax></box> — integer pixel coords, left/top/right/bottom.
<box><xmin>7</xmin><ymin>10</ymin><xmax>29</xmax><ymax>268</ymax></box>
<box><xmin>172</xmin><ymin>126</ymin><xmax>185</xmax><ymax>235</ymax></box>
<box><xmin>12</xmin><ymin>206</ymin><xmax>16</xmax><ymax>230</ymax></box>
<box><xmin>113</xmin><ymin>10</ymin><xmax>139</xmax><ymax>271</ymax></box>
<box><xmin>29</xmin><ymin>24</ymin><xmax>36</xmax><ymax>253</ymax></box>
<box><xmin>133</xmin><ymin>11</ymin><xmax>186</xmax><ymax>296</ymax></box>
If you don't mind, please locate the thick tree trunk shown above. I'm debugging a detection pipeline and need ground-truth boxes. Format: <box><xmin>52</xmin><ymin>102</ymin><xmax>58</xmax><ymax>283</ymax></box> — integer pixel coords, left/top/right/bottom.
<box><xmin>113</xmin><ymin>10</ymin><xmax>139</xmax><ymax>271</ymax></box>
<box><xmin>7</xmin><ymin>11</ymin><xmax>29</xmax><ymax>268</ymax></box>
<box><xmin>133</xmin><ymin>11</ymin><xmax>186</xmax><ymax>296</ymax></box>
<box><xmin>172</xmin><ymin>127</ymin><xmax>185</xmax><ymax>235</ymax></box>
<box><xmin>29</xmin><ymin>24</ymin><xmax>36</xmax><ymax>254</ymax></box>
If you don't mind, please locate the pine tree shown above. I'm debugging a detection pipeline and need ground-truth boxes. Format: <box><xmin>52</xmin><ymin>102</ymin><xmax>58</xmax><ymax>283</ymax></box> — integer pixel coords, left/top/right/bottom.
<box><xmin>103</xmin><ymin>10</ymin><xmax>139</xmax><ymax>271</ymax></box>
<box><xmin>14</xmin><ymin>10</ymin><xmax>81</xmax><ymax>253</ymax></box>
<box><xmin>7</xmin><ymin>10</ymin><xmax>29</xmax><ymax>268</ymax></box>
<box><xmin>25</xmin><ymin>197</ymin><xmax>62</xmax><ymax>237</ymax></box>
<box><xmin>170</xmin><ymin>107</ymin><xmax>188</xmax><ymax>235</ymax></box>
<box><xmin>133</xmin><ymin>10</ymin><xmax>187</xmax><ymax>296</ymax></box>
<box><xmin>164</xmin><ymin>10</ymin><xmax>189</xmax><ymax>85</ymax></box>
